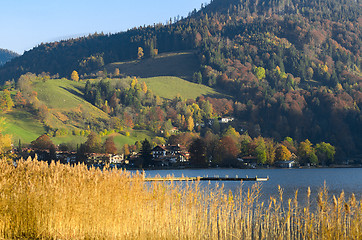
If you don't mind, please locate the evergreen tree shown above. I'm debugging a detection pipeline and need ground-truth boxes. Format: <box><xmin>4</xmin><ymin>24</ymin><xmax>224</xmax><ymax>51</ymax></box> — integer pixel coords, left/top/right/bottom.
<box><xmin>140</xmin><ymin>139</ymin><xmax>152</xmax><ymax>167</ymax></box>
<box><xmin>189</xmin><ymin>138</ymin><xmax>207</xmax><ymax>167</ymax></box>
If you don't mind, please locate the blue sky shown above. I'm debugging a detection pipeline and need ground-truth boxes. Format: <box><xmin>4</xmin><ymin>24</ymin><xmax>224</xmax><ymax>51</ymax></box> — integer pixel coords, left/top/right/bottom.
<box><xmin>0</xmin><ymin>0</ymin><xmax>209</xmax><ymax>54</ymax></box>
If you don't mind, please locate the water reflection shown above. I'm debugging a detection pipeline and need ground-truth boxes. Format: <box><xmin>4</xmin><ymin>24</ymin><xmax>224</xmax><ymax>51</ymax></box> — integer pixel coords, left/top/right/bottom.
<box><xmin>140</xmin><ymin>168</ymin><xmax>362</xmax><ymax>206</ymax></box>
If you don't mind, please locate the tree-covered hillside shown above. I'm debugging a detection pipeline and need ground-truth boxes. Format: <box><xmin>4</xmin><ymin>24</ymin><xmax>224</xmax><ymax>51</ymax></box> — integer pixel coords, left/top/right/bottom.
<box><xmin>0</xmin><ymin>0</ymin><xmax>360</xmax><ymax>82</ymax></box>
<box><xmin>0</xmin><ymin>48</ymin><xmax>19</xmax><ymax>66</ymax></box>
<box><xmin>0</xmin><ymin>0</ymin><xmax>361</xmax><ymax>159</ymax></box>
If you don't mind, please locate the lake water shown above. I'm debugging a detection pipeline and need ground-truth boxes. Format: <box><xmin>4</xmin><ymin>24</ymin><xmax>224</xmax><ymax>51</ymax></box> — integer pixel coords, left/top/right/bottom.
<box><xmin>141</xmin><ymin>168</ymin><xmax>362</xmax><ymax>205</ymax></box>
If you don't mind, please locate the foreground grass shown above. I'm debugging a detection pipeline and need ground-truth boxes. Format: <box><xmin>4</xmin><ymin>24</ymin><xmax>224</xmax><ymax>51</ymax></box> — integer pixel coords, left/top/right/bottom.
<box><xmin>0</xmin><ymin>158</ymin><xmax>361</xmax><ymax>239</ymax></box>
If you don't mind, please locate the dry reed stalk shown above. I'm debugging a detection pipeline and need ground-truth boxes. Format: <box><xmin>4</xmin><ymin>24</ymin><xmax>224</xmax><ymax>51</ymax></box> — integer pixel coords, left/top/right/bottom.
<box><xmin>0</xmin><ymin>158</ymin><xmax>361</xmax><ymax>239</ymax></box>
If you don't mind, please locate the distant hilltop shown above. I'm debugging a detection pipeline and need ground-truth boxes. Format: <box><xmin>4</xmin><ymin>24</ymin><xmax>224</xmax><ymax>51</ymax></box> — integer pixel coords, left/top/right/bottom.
<box><xmin>0</xmin><ymin>48</ymin><xmax>19</xmax><ymax>66</ymax></box>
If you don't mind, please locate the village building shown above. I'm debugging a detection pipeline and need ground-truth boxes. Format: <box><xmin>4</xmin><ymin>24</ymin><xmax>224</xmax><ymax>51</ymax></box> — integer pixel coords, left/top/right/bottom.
<box><xmin>276</xmin><ymin>160</ymin><xmax>296</xmax><ymax>168</ymax></box>
<box><xmin>151</xmin><ymin>144</ymin><xmax>189</xmax><ymax>166</ymax></box>
<box><xmin>55</xmin><ymin>151</ymin><xmax>77</xmax><ymax>164</ymax></box>
<box><xmin>109</xmin><ymin>154</ymin><xmax>124</xmax><ymax>164</ymax></box>
<box><xmin>218</xmin><ymin>117</ymin><xmax>234</xmax><ymax>124</ymax></box>
<box><xmin>237</xmin><ymin>156</ymin><xmax>258</xmax><ymax>168</ymax></box>
<box><xmin>86</xmin><ymin>153</ymin><xmax>124</xmax><ymax>165</ymax></box>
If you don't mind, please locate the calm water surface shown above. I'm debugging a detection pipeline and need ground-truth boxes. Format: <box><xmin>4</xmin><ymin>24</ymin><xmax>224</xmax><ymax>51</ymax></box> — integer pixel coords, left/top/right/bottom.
<box><xmin>142</xmin><ymin>168</ymin><xmax>362</xmax><ymax>205</ymax></box>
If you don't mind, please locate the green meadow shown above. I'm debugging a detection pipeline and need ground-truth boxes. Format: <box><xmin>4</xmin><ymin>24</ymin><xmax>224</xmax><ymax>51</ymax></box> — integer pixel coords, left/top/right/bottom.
<box><xmin>1</xmin><ymin>52</ymin><xmax>222</xmax><ymax>147</ymax></box>
<box><xmin>141</xmin><ymin>76</ymin><xmax>221</xmax><ymax>100</ymax></box>
<box><xmin>1</xmin><ymin>110</ymin><xmax>45</xmax><ymax>144</ymax></box>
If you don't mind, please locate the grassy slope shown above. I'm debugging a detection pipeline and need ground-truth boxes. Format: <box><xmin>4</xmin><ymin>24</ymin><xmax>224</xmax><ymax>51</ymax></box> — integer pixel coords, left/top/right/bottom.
<box><xmin>109</xmin><ymin>130</ymin><xmax>154</xmax><ymax>150</ymax></box>
<box><xmin>33</xmin><ymin>79</ymin><xmax>85</xmax><ymax>109</ymax></box>
<box><xmin>1</xmin><ymin>110</ymin><xmax>45</xmax><ymax>144</ymax></box>
<box><xmin>2</xmin><ymin>79</ymin><xmax>155</xmax><ymax>146</ymax></box>
<box><xmin>51</xmin><ymin>130</ymin><xmax>153</xmax><ymax>150</ymax></box>
<box><xmin>33</xmin><ymin>79</ymin><xmax>109</xmax><ymax>130</ymax></box>
<box><xmin>3</xmin><ymin>51</ymin><xmax>222</xmax><ymax>147</ymax></box>
<box><xmin>142</xmin><ymin>76</ymin><xmax>221</xmax><ymax>100</ymax></box>
<box><xmin>107</xmin><ymin>51</ymin><xmax>199</xmax><ymax>81</ymax></box>
<box><xmin>106</xmin><ymin>76</ymin><xmax>221</xmax><ymax>100</ymax></box>
<box><xmin>106</xmin><ymin>51</ymin><xmax>223</xmax><ymax>100</ymax></box>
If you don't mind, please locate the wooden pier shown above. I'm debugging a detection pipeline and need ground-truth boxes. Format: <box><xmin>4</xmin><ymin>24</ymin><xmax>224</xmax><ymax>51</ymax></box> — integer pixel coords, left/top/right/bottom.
<box><xmin>144</xmin><ymin>176</ymin><xmax>269</xmax><ymax>182</ymax></box>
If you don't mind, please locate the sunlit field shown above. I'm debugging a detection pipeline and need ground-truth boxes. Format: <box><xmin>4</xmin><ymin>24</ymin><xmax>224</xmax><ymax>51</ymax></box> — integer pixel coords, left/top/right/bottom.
<box><xmin>0</xmin><ymin>158</ymin><xmax>361</xmax><ymax>239</ymax></box>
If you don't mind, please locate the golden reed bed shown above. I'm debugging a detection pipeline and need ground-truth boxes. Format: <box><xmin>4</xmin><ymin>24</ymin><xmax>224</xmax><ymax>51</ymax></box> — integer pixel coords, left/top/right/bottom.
<box><xmin>0</xmin><ymin>158</ymin><xmax>361</xmax><ymax>239</ymax></box>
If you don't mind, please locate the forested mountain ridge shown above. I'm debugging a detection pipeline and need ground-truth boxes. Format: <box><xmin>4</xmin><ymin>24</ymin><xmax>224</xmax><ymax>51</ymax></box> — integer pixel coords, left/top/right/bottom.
<box><xmin>0</xmin><ymin>0</ymin><xmax>360</xmax><ymax>81</ymax></box>
<box><xmin>0</xmin><ymin>48</ymin><xmax>19</xmax><ymax>66</ymax></box>
<box><xmin>0</xmin><ymin>0</ymin><xmax>361</xmax><ymax>159</ymax></box>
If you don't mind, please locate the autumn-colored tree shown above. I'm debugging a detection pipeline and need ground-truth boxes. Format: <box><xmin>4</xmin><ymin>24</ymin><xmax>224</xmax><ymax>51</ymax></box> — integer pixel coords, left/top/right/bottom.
<box><xmin>187</xmin><ymin>116</ymin><xmax>194</xmax><ymax>132</ymax></box>
<box><xmin>0</xmin><ymin>133</ymin><xmax>12</xmax><ymax>155</ymax></box>
<box><xmin>71</xmin><ymin>70</ymin><xmax>79</xmax><ymax>82</ymax></box>
<box><xmin>31</xmin><ymin>134</ymin><xmax>55</xmax><ymax>150</ymax></box>
<box><xmin>114</xmin><ymin>68</ymin><xmax>120</xmax><ymax>76</ymax></box>
<box><xmin>177</xmin><ymin>114</ymin><xmax>184</xmax><ymax>129</ymax></box>
<box><xmin>122</xmin><ymin>144</ymin><xmax>130</xmax><ymax>156</ymax></box>
<box><xmin>191</xmin><ymin>103</ymin><xmax>202</xmax><ymax>124</ymax></box>
<box><xmin>17</xmin><ymin>73</ymin><xmax>35</xmax><ymax>97</ymax></box>
<box><xmin>155</xmin><ymin>95</ymin><xmax>162</xmax><ymax>106</ymax></box>
<box><xmin>0</xmin><ymin>118</ymin><xmax>12</xmax><ymax>154</ymax></box>
<box><xmin>84</xmin><ymin>132</ymin><xmax>102</xmax><ymax>153</ymax></box>
<box><xmin>154</xmin><ymin>106</ymin><xmax>165</xmax><ymax>122</ymax></box>
<box><xmin>110</xmin><ymin>117</ymin><xmax>122</xmax><ymax>131</ymax></box>
<box><xmin>204</xmin><ymin>131</ymin><xmax>220</xmax><ymax>166</ymax></box>
<box><xmin>38</xmin><ymin>104</ymin><xmax>49</xmax><ymax>121</ymax></box>
<box><xmin>223</xmin><ymin>126</ymin><xmax>240</xmax><ymax>142</ymax></box>
<box><xmin>0</xmin><ymin>89</ymin><xmax>14</xmax><ymax>111</ymax></box>
<box><xmin>307</xmin><ymin>67</ymin><xmax>314</xmax><ymax>80</ymax></box>
<box><xmin>124</xmin><ymin>112</ymin><xmax>134</xmax><ymax>129</ymax></box>
<box><xmin>219</xmin><ymin>136</ymin><xmax>240</xmax><ymax>167</ymax></box>
<box><xmin>109</xmin><ymin>93</ymin><xmax>120</xmax><ymax>110</ymax></box>
<box><xmin>130</xmin><ymin>77</ymin><xmax>138</xmax><ymax>89</ymax></box>
<box><xmin>275</xmin><ymin>145</ymin><xmax>292</xmax><ymax>162</ymax></box>
<box><xmin>14</xmin><ymin>91</ymin><xmax>26</xmax><ymax>107</ymax></box>
<box><xmin>141</xmin><ymin>81</ymin><xmax>147</xmax><ymax>94</ymax></box>
<box><xmin>265</xmin><ymin>138</ymin><xmax>276</xmax><ymax>165</ymax></box>
<box><xmin>207</xmin><ymin>98</ymin><xmax>234</xmax><ymax>116</ymax></box>
<box><xmin>104</xmin><ymin>137</ymin><xmax>117</xmax><ymax>154</ymax></box>
<box><xmin>282</xmin><ymin>137</ymin><xmax>297</xmax><ymax>153</ymax></box>
<box><xmin>137</xmin><ymin>47</ymin><xmax>144</xmax><ymax>59</ymax></box>
<box><xmin>298</xmin><ymin>139</ymin><xmax>318</xmax><ymax>166</ymax></box>
<box><xmin>102</xmin><ymin>100</ymin><xmax>111</xmax><ymax>114</ymax></box>
<box><xmin>254</xmin><ymin>66</ymin><xmax>266</xmax><ymax>80</ymax></box>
